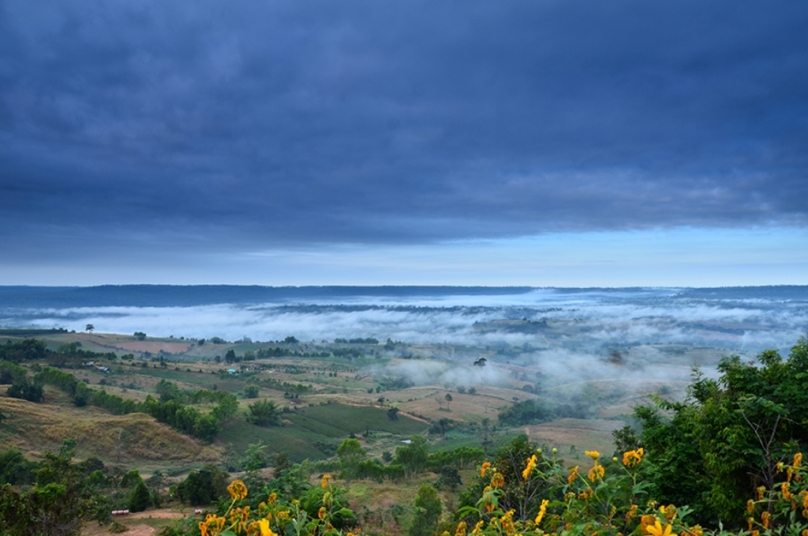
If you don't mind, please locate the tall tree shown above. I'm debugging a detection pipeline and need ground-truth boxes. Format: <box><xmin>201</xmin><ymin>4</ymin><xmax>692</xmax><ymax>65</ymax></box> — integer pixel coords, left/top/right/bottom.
<box><xmin>246</xmin><ymin>399</ymin><xmax>281</xmax><ymax>427</ymax></box>
<box><xmin>337</xmin><ymin>438</ymin><xmax>367</xmax><ymax>485</ymax></box>
<box><xmin>409</xmin><ymin>484</ymin><xmax>442</xmax><ymax>536</ymax></box>
<box><xmin>395</xmin><ymin>435</ymin><xmax>429</xmax><ymax>479</ymax></box>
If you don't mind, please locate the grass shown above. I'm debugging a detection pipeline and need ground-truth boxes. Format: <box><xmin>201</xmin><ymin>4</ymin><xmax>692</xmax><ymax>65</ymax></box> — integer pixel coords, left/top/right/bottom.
<box><xmin>219</xmin><ymin>419</ymin><xmax>328</xmax><ymax>462</ymax></box>
<box><xmin>218</xmin><ymin>403</ymin><xmax>428</xmax><ymax>462</ymax></box>
<box><xmin>126</xmin><ymin>366</ymin><xmax>247</xmax><ymax>393</ymax></box>
<box><xmin>0</xmin><ymin>389</ymin><xmax>221</xmax><ymax>468</ymax></box>
<box><xmin>287</xmin><ymin>403</ymin><xmax>428</xmax><ymax>437</ymax></box>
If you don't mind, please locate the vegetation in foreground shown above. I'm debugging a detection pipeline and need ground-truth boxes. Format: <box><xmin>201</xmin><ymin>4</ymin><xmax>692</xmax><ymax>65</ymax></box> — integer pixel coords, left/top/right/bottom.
<box><xmin>0</xmin><ymin>337</ymin><xmax>806</xmax><ymax>536</ymax></box>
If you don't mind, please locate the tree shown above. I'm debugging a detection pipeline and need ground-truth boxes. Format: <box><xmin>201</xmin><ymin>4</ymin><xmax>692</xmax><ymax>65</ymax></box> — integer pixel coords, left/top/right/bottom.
<box><xmin>435</xmin><ymin>466</ymin><xmax>462</xmax><ymax>490</ymax></box>
<box><xmin>176</xmin><ymin>465</ymin><xmax>229</xmax><ymax>506</ymax></box>
<box><xmin>133</xmin><ymin>332</ymin><xmax>146</xmax><ymax>341</ymax></box>
<box><xmin>437</xmin><ymin>418</ymin><xmax>451</xmax><ymax>436</ymax></box>
<box><xmin>128</xmin><ymin>480</ymin><xmax>151</xmax><ymax>513</ymax></box>
<box><xmin>0</xmin><ymin>449</ymin><xmax>35</xmax><ymax>485</ymax></box>
<box><xmin>444</xmin><ymin>393</ymin><xmax>453</xmax><ymax>410</ymax></box>
<box><xmin>395</xmin><ymin>435</ymin><xmax>429</xmax><ymax>479</ymax></box>
<box><xmin>246</xmin><ymin>399</ymin><xmax>281</xmax><ymax>427</ymax></box>
<box><xmin>241</xmin><ymin>442</ymin><xmax>269</xmax><ymax>472</ymax></box>
<box><xmin>85</xmin><ymin>324</ymin><xmax>94</xmax><ymax>333</ymax></box>
<box><xmin>192</xmin><ymin>414</ymin><xmax>221</xmax><ymax>442</ymax></box>
<box><xmin>243</xmin><ymin>385</ymin><xmax>260</xmax><ymax>398</ymax></box>
<box><xmin>337</xmin><ymin>438</ymin><xmax>367</xmax><ymax>485</ymax></box>
<box><xmin>409</xmin><ymin>484</ymin><xmax>442</xmax><ymax>536</ymax></box>
<box><xmin>387</xmin><ymin>407</ymin><xmax>399</xmax><ymax>421</ymax></box>
<box><xmin>273</xmin><ymin>452</ymin><xmax>293</xmax><ymax>476</ymax></box>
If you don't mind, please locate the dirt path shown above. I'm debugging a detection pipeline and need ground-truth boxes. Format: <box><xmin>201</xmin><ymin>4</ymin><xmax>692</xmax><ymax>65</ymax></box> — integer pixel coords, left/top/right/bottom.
<box><xmin>83</xmin><ymin>523</ymin><xmax>157</xmax><ymax>536</ymax></box>
<box><xmin>82</xmin><ymin>510</ymin><xmax>191</xmax><ymax>536</ymax></box>
<box><xmin>127</xmin><ymin>510</ymin><xmax>187</xmax><ymax>519</ymax></box>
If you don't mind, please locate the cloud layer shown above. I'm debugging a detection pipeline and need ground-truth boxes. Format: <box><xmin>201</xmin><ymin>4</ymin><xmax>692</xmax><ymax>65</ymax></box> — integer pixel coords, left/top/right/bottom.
<box><xmin>2</xmin><ymin>0</ymin><xmax>808</xmax><ymax>263</ymax></box>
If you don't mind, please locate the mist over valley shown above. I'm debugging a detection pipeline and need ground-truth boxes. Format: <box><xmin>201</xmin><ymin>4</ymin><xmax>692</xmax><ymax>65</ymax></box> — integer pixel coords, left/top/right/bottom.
<box><xmin>2</xmin><ymin>285</ymin><xmax>805</xmax><ymax>405</ymax></box>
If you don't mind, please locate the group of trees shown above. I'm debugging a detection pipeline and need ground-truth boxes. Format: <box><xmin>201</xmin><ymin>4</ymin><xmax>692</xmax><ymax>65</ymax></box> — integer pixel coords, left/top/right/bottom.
<box><xmin>497</xmin><ymin>390</ymin><xmax>595</xmax><ymax>426</ymax></box>
<box><xmin>334</xmin><ymin>435</ymin><xmax>484</xmax><ymax>485</ymax></box>
<box><xmin>617</xmin><ymin>336</ymin><xmax>808</xmax><ymax>526</ymax></box>
<box><xmin>0</xmin><ymin>339</ymin><xmax>48</xmax><ymax>362</ymax></box>
<box><xmin>0</xmin><ymin>440</ymin><xmax>156</xmax><ymax>536</ymax></box>
<box><xmin>34</xmin><ymin>369</ymin><xmax>238</xmax><ymax>442</ymax></box>
<box><xmin>6</xmin><ymin>354</ymin><xmax>280</xmax><ymax>444</ymax></box>
<box><xmin>0</xmin><ymin>441</ymin><xmax>171</xmax><ymax>536</ymax></box>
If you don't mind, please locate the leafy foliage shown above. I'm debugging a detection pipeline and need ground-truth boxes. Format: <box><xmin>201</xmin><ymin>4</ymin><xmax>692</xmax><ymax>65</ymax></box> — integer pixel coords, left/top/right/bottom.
<box><xmin>175</xmin><ymin>465</ymin><xmax>229</xmax><ymax>506</ymax></box>
<box><xmin>629</xmin><ymin>337</ymin><xmax>808</xmax><ymax>525</ymax></box>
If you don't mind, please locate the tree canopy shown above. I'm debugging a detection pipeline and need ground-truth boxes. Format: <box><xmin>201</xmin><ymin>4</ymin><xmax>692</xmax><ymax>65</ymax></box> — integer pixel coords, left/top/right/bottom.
<box><xmin>627</xmin><ymin>337</ymin><xmax>808</xmax><ymax>525</ymax></box>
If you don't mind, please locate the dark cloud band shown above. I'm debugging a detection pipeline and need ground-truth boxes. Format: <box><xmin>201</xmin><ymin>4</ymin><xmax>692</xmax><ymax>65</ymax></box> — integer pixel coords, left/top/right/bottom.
<box><xmin>1</xmin><ymin>0</ymin><xmax>807</xmax><ymax>257</ymax></box>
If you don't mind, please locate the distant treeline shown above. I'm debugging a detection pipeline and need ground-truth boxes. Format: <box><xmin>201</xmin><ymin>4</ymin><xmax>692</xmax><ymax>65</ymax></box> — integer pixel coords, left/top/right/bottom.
<box><xmin>0</xmin><ymin>338</ymin><xmax>118</xmax><ymax>364</ymax></box>
<box><xmin>0</xmin><ymin>339</ymin><xmax>48</xmax><ymax>362</ymax></box>
<box><xmin>0</xmin><ymin>328</ymin><xmax>68</xmax><ymax>337</ymax></box>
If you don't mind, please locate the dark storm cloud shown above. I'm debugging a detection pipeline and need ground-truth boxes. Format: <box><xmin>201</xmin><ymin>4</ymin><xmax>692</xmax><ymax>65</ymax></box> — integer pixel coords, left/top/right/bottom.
<box><xmin>1</xmin><ymin>0</ymin><xmax>807</xmax><ymax>257</ymax></box>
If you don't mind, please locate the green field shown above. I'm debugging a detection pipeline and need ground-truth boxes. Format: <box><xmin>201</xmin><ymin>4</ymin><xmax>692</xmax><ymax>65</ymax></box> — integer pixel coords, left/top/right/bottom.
<box><xmin>217</xmin><ymin>403</ymin><xmax>428</xmax><ymax>462</ymax></box>
<box><xmin>288</xmin><ymin>403</ymin><xmax>427</xmax><ymax>436</ymax></box>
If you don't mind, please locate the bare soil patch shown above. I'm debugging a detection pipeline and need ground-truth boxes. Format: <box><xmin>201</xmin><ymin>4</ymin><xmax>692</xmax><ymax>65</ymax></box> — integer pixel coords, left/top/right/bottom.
<box><xmin>82</xmin><ymin>510</ymin><xmax>190</xmax><ymax>536</ymax></box>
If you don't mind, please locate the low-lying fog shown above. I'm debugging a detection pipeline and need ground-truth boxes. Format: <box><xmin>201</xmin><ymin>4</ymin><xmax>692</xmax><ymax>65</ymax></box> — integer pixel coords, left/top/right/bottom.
<box><xmin>3</xmin><ymin>287</ymin><xmax>806</xmax><ymax>358</ymax></box>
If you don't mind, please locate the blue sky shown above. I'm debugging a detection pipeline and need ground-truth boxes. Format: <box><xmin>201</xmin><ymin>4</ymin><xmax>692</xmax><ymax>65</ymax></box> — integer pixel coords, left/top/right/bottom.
<box><xmin>1</xmin><ymin>0</ymin><xmax>807</xmax><ymax>286</ymax></box>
